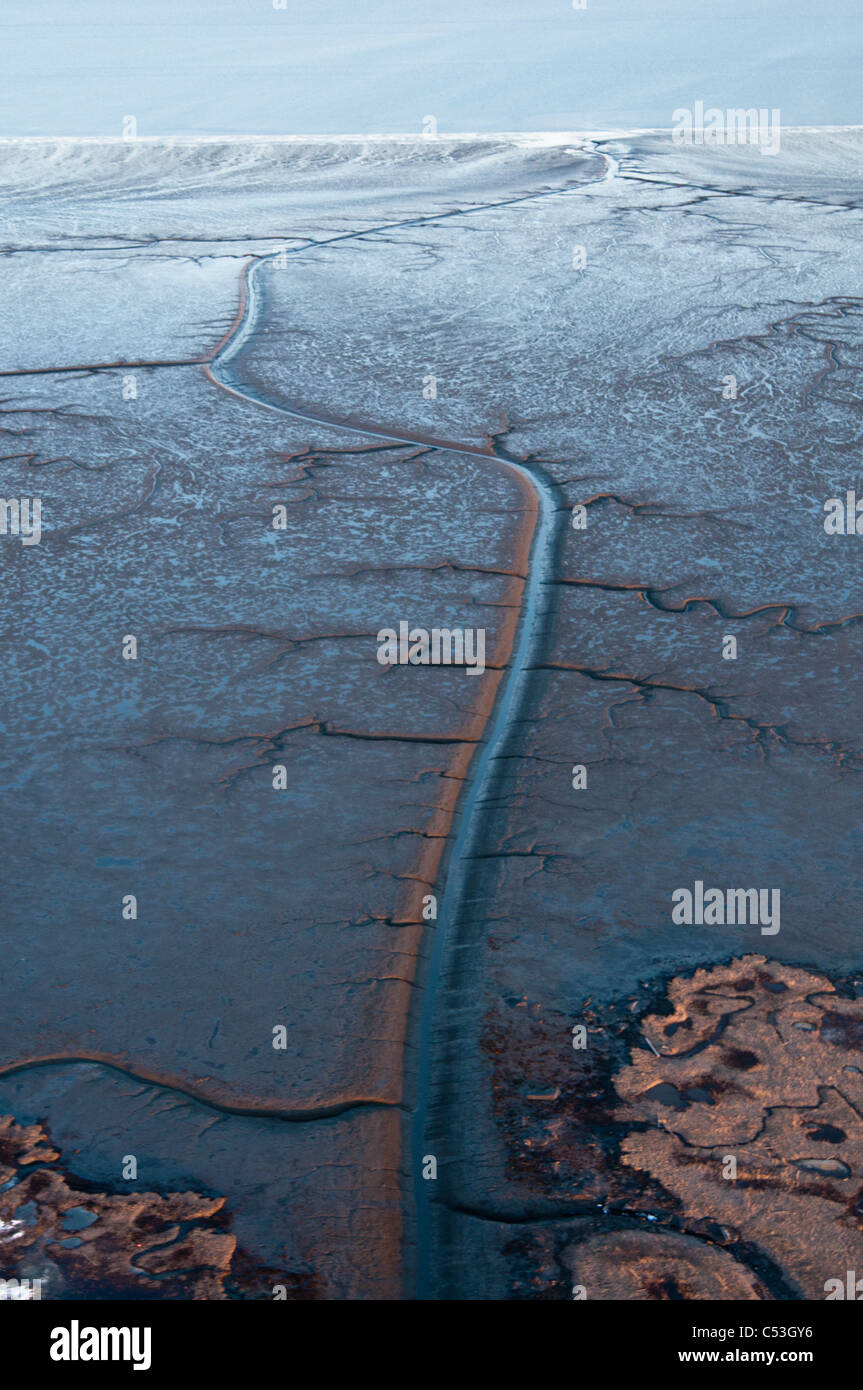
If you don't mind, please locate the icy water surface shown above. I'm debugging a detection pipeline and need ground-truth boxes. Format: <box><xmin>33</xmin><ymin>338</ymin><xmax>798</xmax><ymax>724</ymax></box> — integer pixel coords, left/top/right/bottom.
<box><xmin>1</xmin><ymin>0</ymin><xmax>862</xmax><ymax>133</ymax></box>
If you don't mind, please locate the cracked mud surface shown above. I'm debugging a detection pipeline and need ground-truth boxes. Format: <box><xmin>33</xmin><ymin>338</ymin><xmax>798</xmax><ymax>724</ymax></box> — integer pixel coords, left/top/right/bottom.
<box><xmin>2</xmin><ymin>132</ymin><xmax>862</xmax><ymax>1298</ymax></box>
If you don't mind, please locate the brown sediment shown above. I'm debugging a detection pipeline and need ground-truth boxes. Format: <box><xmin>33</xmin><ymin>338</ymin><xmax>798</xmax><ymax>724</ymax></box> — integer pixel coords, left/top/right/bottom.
<box><xmin>616</xmin><ymin>955</ymin><xmax>863</xmax><ymax>1299</ymax></box>
<box><xmin>477</xmin><ymin>956</ymin><xmax>863</xmax><ymax>1298</ymax></box>
<box><xmin>0</xmin><ymin>1115</ymin><xmax>236</xmax><ymax>1300</ymax></box>
<box><xmin>562</xmin><ymin>1229</ymin><xmax>769</xmax><ymax>1301</ymax></box>
<box><xmin>0</xmin><ymin>1109</ymin><xmax>403</xmax><ymax>1300</ymax></box>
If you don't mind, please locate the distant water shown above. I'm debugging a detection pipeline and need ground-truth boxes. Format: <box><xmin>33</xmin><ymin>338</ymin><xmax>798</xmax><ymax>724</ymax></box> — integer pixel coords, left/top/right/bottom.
<box><xmin>0</xmin><ymin>0</ymin><xmax>860</xmax><ymax>137</ymax></box>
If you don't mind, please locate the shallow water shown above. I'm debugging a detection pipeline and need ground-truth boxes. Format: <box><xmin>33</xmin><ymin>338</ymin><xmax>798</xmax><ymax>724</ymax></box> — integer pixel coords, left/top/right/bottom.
<box><xmin>1</xmin><ymin>0</ymin><xmax>860</xmax><ymax>135</ymax></box>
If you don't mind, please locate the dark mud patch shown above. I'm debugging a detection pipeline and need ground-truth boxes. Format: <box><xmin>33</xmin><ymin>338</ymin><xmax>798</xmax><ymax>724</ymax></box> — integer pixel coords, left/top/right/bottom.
<box><xmin>480</xmin><ymin>987</ymin><xmax>678</xmax><ymax>1213</ymax></box>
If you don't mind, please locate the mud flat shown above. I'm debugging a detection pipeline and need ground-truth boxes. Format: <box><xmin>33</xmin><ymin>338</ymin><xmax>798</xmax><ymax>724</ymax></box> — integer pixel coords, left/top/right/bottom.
<box><xmin>2</xmin><ymin>132</ymin><xmax>862</xmax><ymax>1298</ymax></box>
<box><xmin>0</xmin><ymin>138</ymin><xmax>572</xmax><ymax>1297</ymax></box>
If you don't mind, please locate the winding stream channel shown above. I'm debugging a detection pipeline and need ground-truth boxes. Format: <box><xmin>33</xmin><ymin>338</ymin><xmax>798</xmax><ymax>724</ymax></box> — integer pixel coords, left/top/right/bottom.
<box><xmin>206</xmin><ymin>145</ymin><xmax>619</xmax><ymax>1297</ymax></box>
